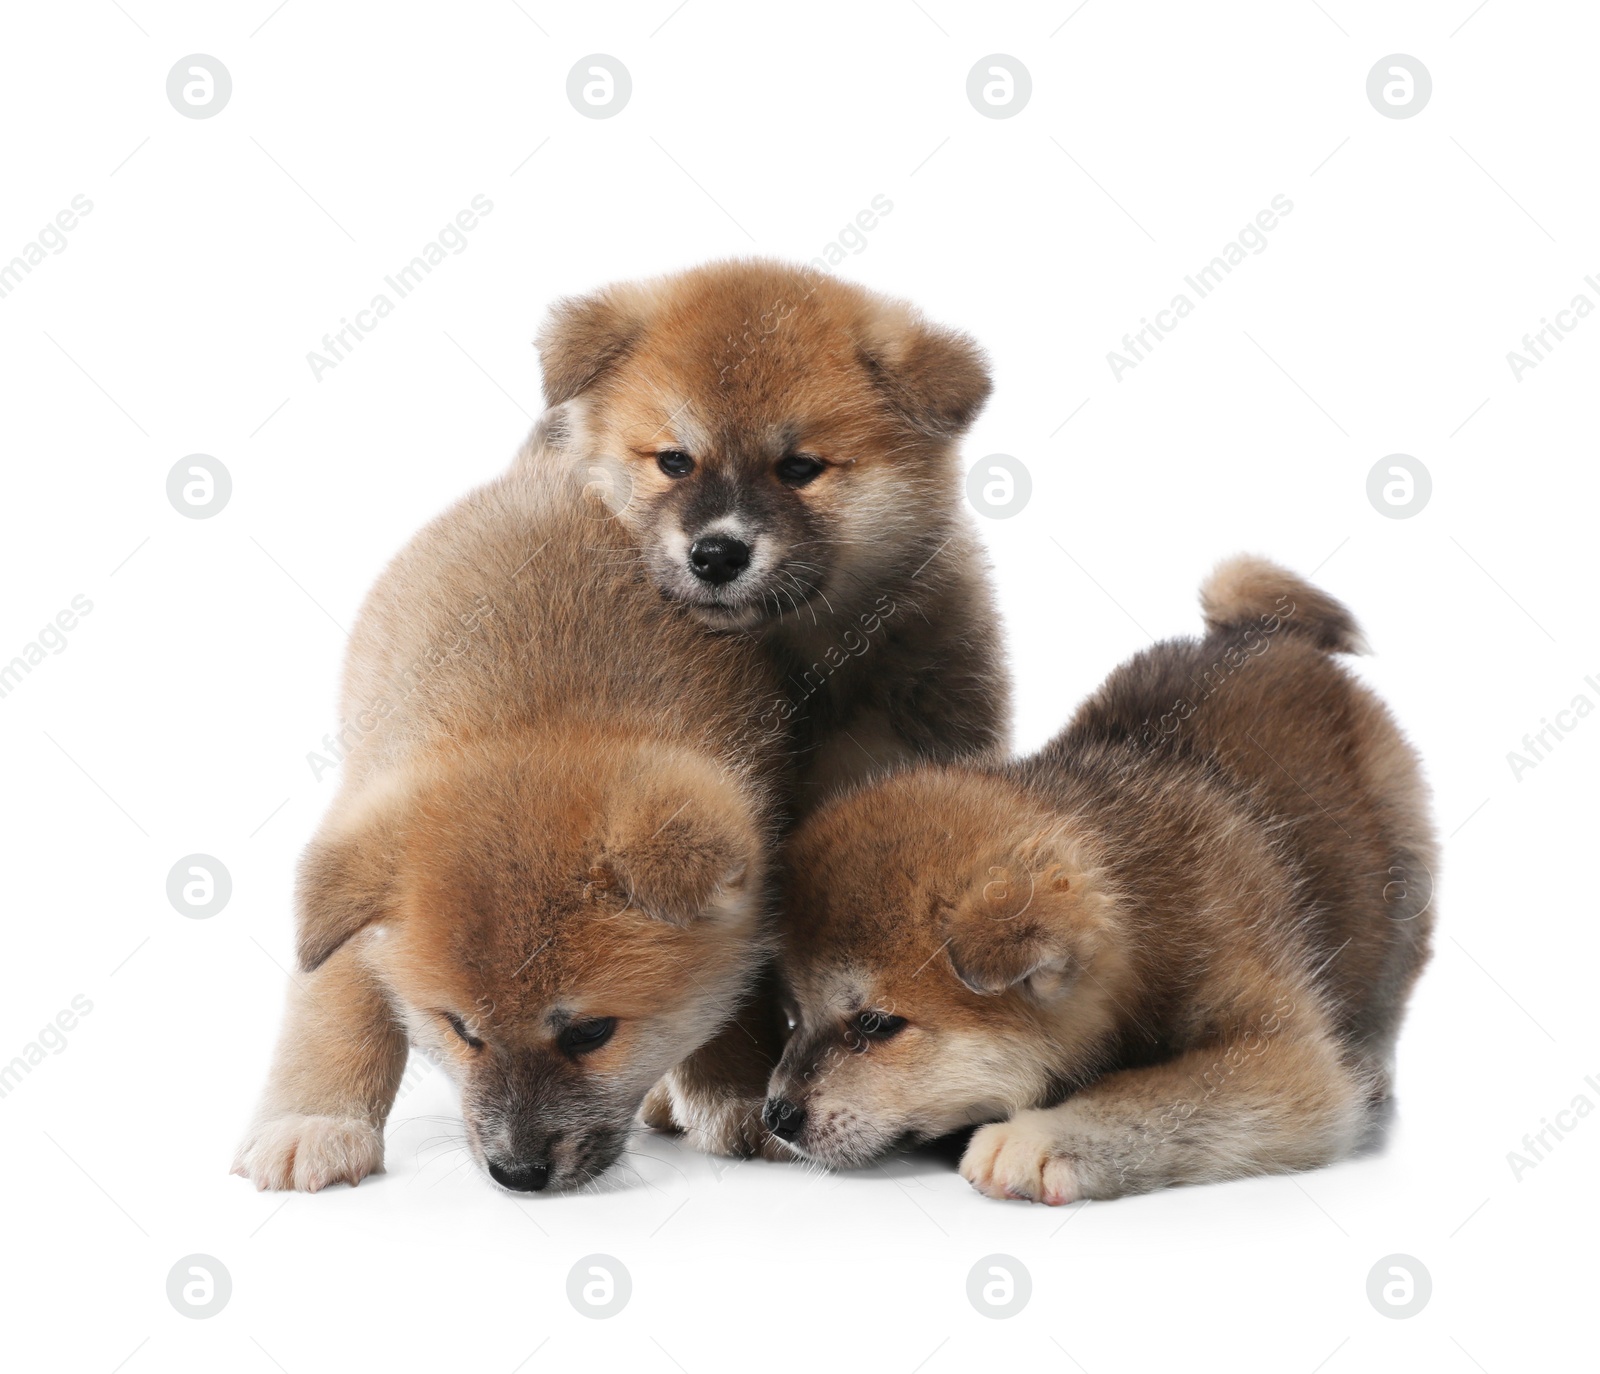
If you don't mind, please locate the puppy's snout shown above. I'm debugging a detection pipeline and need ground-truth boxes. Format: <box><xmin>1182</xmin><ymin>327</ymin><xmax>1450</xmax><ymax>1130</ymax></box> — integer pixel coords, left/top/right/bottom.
<box><xmin>488</xmin><ymin>1158</ymin><xmax>550</xmax><ymax>1193</ymax></box>
<box><xmin>689</xmin><ymin>535</ymin><xmax>751</xmax><ymax>585</ymax></box>
<box><xmin>762</xmin><ymin>1097</ymin><xmax>806</xmax><ymax>1142</ymax></box>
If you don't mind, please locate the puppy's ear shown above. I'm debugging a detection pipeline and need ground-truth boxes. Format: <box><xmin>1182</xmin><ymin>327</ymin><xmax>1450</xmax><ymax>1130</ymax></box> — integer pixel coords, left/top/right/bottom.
<box><xmin>536</xmin><ymin>283</ymin><xmax>653</xmax><ymax>405</ymax></box>
<box><xmin>943</xmin><ymin>832</ymin><xmax>1109</xmax><ymax>997</ymax></box>
<box><xmin>596</xmin><ymin>751</ymin><xmax>762</xmax><ymax>927</ymax></box>
<box><xmin>857</xmin><ymin>303</ymin><xmax>993</xmax><ymax>439</ymax></box>
<box><xmin>295</xmin><ymin>783</ymin><xmax>409</xmax><ymax>972</ymax></box>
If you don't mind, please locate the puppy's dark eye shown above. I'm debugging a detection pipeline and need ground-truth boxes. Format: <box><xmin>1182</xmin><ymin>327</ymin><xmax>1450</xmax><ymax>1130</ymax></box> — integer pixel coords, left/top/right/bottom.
<box><xmin>557</xmin><ymin>1017</ymin><xmax>617</xmax><ymax>1056</ymax></box>
<box><xmin>656</xmin><ymin>450</ymin><xmax>695</xmax><ymax>478</ymax></box>
<box><xmin>854</xmin><ymin>1010</ymin><xmax>907</xmax><ymax>1041</ymax></box>
<box><xmin>442</xmin><ymin>1012</ymin><xmax>484</xmax><ymax>1050</ymax></box>
<box><xmin>776</xmin><ymin>454</ymin><xmax>825</xmax><ymax>488</ymax></box>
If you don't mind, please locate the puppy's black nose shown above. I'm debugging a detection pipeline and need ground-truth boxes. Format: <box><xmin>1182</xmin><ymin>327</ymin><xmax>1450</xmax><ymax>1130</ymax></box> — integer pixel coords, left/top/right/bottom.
<box><xmin>488</xmin><ymin>1159</ymin><xmax>550</xmax><ymax>1193</ymax></box>
<box><xmin>689</xmin><ymin>536</ymin><xmax>751</xmax><ymax>585</ymax></box>
<box><xmin>762</xmin><ymin>1097</ymin><xmax>806</xmax><ymax>1142</ymax></box>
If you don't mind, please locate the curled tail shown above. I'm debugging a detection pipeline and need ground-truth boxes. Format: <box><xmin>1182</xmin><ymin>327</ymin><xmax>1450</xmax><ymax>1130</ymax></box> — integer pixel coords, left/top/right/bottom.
<box><xmin>1200</xmin><ymin>555</ymin><xmax>1369</xmax><ymax>655</ymax></box>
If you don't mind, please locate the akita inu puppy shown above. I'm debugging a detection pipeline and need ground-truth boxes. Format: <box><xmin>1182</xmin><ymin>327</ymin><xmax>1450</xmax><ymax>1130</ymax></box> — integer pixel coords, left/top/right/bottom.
<box><xmin>764</xmin><ymin>557</ymin><xmax>1435</xmax><ymax>1203</ymax></box>
<box><xmin>234</xmin><ymin>420</ymin><xmax>789</xmax><ymax>1193</ymax></box>
<box><xmin>536</xmin><ymin>259</ymin><xmax>1011</xmax><ymax>806</ymax></box>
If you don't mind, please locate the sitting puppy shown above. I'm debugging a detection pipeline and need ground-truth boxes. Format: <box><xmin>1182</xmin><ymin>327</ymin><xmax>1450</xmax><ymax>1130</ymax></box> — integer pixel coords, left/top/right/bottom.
<box><xmin>234</xmin><ymin>421</ymin><xmax>788</xmax><ymax>1193</ymax></box>
<box><xmin>536</xmin><ymin>259</ymin><xmax>1011</xmax><ymax>805</ymax></box>
<box><xmin>763</xmin><ymin>557</ymin><xmax>1436</xmax><ymax>1203</ymax></box>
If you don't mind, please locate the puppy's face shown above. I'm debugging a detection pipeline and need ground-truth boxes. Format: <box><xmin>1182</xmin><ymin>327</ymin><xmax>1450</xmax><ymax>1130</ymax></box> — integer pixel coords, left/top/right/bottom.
<box><xmin>299</xmin><ymin>743</ymin><xmax>764</xmax><ymax>1193</ymax></box>
<box><xmin>765</xmin><ymin>772</ymin><xmax>1122</xmax><ymax>1167</ymax></box>
<box><xmin>538</xmin><ymin>261</ymin><xmax>991</xmax><ymax>631</ymax></box>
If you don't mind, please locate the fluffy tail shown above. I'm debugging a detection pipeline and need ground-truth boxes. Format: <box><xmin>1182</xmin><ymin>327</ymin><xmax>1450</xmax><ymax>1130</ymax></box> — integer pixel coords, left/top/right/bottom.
<box><xmin>1200</xmin><ymin>555</ymin><xmax>1369</xmax><ymax>655</ymax></box>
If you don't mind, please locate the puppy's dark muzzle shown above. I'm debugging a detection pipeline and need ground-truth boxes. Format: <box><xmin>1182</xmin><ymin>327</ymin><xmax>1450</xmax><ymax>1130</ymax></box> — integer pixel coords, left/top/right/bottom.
<box><xmin>488</xmin><ymin>1159</ymin><xmax>550</xmax><ymax>1192</ymax></box>
<box><xmin>689</xmin><ymin>536</ymin><xmax>751</xmax><ymax>585</ymax></box>
<box><xmin>762</xmin><ymin>1097</ymin><xmax>806</xmax><ymax>1142</ymax></box>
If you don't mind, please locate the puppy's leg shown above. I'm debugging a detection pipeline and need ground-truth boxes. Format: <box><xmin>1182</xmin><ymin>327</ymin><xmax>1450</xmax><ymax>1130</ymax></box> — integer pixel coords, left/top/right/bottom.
<box><xmin>961</xmin><ymin>1009</ymin><xmax>1368</xmax><ymax>1204</ymax></box>
<box><xmin>658</xmin><ymin>967</ymin><xmax>789</xmax><ymax>1161</ymax></box>
<box><xmin>638</xmin><ymin>1079</ymin><xmax>678</xmax><ymax>1134</ymax></box>
<box><xmin>233</xmin><ymin>942</ymin><xmax>407</xmax><ymax>1191</ymax></box>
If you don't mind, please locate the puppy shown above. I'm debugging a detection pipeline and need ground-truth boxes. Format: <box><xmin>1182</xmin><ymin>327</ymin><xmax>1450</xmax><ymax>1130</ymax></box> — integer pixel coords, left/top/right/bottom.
<box><xmin>536</xmin><ymin>259</ymin><xmax>1011</xmax><ymax>804</ymax></box>
<box><xmin>764</xmin><ymin>557</ymin><xmax>1436</xmax><ymax>1203</ymax></box>
<box><xmin>234</xmin><ymin>421</ymin><xmax>790</xmax><ymax>1193</ymax></box>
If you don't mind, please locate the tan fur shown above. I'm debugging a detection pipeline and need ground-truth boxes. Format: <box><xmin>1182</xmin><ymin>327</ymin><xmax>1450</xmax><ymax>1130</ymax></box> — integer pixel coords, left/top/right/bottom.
<box><xmin>536</xmin><ymin>259</ymin><xmax>1012</xmax><ymax>808</ymax></box>
<box><xmin>235</xmin><ymin>421</ymin><xmax>792</xmax><ymax>1193</ymax></box>
<box><xmin>767</xmin><ymin>558</ymin><xmax>1435</xmax><ymax>1203</ymax></box>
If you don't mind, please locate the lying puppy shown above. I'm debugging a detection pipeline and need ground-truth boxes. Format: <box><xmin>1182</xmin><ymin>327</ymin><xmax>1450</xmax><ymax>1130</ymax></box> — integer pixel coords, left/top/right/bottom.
<box><xmin>234</xmin><ymin>421</ymin><xmax>788</xmax><ymax>1193</ymax></box>
<box><xmin>764</xmin><ymin>557</ymin><xmax>1436</xmax><ymax>1203</ymax></box>
<box><xmin>537</xmin><ymin>259</ymin><xmax>1010</xmax><ymax>805</ymax></box>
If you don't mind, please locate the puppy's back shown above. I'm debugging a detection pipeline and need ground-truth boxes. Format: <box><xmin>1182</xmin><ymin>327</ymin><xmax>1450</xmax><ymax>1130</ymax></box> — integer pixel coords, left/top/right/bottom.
<box><xmin>339</xmin><ymin>440</ymin><xmax>785</xmax><ymax>791</ymax></box>
<box><xmin>1052</xmin><ymin>557</ymin><xmax>1435</xmax><ymax>1063</ymax></box>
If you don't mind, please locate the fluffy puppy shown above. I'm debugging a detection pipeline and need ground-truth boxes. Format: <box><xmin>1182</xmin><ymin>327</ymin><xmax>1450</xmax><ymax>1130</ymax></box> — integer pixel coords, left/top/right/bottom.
<box><xmin>764</xmin><ymin>557</ymin><xmax>1436</xmax><ymax>1203</ymax></box>
<box><xmin>536</xmin><ymin>259</ymin><xmax>1011</xmax><ymax>805</ymax></box>
<box><xmin>234</xmin><ymin>421</ymin><xmax>789</xmax><ymax>1194</ymax></box>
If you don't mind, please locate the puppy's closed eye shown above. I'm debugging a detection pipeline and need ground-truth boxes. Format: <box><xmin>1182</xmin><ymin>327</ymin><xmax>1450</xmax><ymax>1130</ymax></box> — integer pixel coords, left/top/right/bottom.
<box><xmin>851</xmin><ymin>1010</ymin><xmax>907</xmax><ymax>1044</ymax></box>
<box><xmin>557</xmin><ymin>1017</ymin><xmax>617</xmax><ymax>1056</ymax></box>
<box><xmin>441</xmin><ymin>1011</ymin><xmax>484</xmax><ymax>1050</ymax></box>
<box><xmin>775</xmin><ymin>454</ymin><xmax>826</xmax><ymax>488</ymax></box>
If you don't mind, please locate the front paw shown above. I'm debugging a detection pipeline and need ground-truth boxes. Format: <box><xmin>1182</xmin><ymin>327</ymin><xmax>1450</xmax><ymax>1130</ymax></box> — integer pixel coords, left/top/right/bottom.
<box><xmin>232</xmin><ymin>1114</ymin><xmax>384</xmax><ymax>1192</ymax></box>
<box><xmin>960</xmin><ymin>1112</ymin><xmax>1084</xmax><ymax>1205</ymax></box>
<box><xmin>638</xmin><ymin>1079</ymin><xmax>679</xmax><ymax>1134</ymax></box>
<box><xmin>668</xmin><ymin>1085</ymin><xmax>787</xmax><ymax>1161</ymax></box>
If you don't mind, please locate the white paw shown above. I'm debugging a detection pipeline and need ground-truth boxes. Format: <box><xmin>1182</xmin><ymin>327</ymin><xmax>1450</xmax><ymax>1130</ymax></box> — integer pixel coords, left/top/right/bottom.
<box><xmin>960</xmin><ymin>1113</ymin><xmax>1084</xmax><ymax>1205</ymax></box>
<box><xmin>232</xmin><ymin>1114</ymin><xmax>384</xmax><ymax>1192</ymax></box>
<box><xmin>674</xmin><ymin>1090</ymin><xmax>787</xmax><ymax>1162</ymax></box>
<box><xmin>638</xmin><ymin>1080</ymin><xmax>679</xmax><ymax>1134</ymax></box>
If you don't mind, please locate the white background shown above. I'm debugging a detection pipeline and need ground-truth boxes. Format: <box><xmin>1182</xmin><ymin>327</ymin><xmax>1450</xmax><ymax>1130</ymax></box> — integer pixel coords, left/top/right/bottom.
<box><xmin>1</xmin><ymin>2</ymin><xmax>1595</xmax><ymax>1370</ymax></box>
